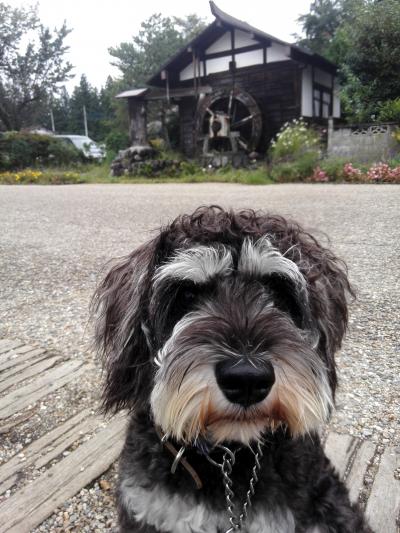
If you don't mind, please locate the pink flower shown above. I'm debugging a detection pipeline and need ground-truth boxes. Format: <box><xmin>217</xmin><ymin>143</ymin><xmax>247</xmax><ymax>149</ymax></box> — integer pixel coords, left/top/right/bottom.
<box><xmin>343</xmin><ymin>163</ymin><xmax>362</xmax><ymax>181</ymax></box>
<box><xmin>367</xmin><ymin>162</ymin><xmax>393</xmax><ymax>182</ymax></box>
<box><xmin>309</xmin><ymin>166</ymin><xmax>329</xmax><ymax>182</ymax></box>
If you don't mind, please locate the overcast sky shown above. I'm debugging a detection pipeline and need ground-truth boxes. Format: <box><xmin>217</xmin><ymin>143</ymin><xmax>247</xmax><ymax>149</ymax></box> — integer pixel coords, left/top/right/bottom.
<box><xmin>8</xmin><ymin>0</ymin><xmax>312</xmax><ymax>92</ymax></box>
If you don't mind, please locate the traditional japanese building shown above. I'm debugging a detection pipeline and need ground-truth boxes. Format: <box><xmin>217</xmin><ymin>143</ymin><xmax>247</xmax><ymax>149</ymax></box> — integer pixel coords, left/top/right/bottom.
<box><xmin>117</xmin><ymin>1</ymin><xmax>340</xmax><ymax>159</ymax></box>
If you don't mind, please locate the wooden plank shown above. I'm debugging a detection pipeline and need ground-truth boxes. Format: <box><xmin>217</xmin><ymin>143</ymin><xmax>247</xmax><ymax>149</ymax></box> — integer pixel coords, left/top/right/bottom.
<box><xmin>0</xmin><ymin>356</ymin><xmax>62</xmax><ymax>393</ymax></box>
<box><xmin>0</xmin><ymin>348</ymin><xmax>47</xmax><ymax>372</ymax></box>
<box><xmin>7</xmin><ymin>344</ymin><xmax>41</xmax><ymax>355</ymax></box>
<box><xmin>0</xmin><ymin>360</ymin><xmax>87</xmax><ymax>420</ymax></box>
<box><xmin>4</xmin><ymin>344</ymin><xmax>38</xmax><ymax>355</ymax></box>
<box><xmin>0</xmin><ymin>408</ymin><xmax>37</xmax><ymax>434</ymax></box>
<box><xmin>324</xmin><ymin>432</ymin><xmax>359</xmax><ymax>479</ymax></box>
<box><xmin>0</xmin><ymin>416</ymin><xmax>127</xmax><ymax>533</ymax></box>
<box><xmin>0</xmin><ymin>340</ymin><xmax>25</xmax><ymax>355</ymax></box>
<box><xmin>365</xmin><ymin>447</ymin><xmax>400</xmax><ymax>533</ymax></box>
<box><xmin>0</xmin><ymin>409</ymin><xmax>104</xmax><ymax>494</ymax></box>
<box><xmin>0</xmin><ymin>339</ymin><xmax>13</xmax><ymax>349</ymax></box>
<box><xmin>0</xmin><ymin>351</ymin><xmax>53</xmax><ymax>383</ymax></box>
<box><xmin>346</xmin><ymin>440</ymin><xmax>376</xmax><ymax>503</ymax></box>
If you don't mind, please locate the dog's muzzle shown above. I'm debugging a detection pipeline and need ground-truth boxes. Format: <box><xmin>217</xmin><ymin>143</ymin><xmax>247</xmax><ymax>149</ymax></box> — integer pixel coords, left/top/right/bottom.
<box><xmin>215</xmin><ymin>359</ymin><xmax>275</xmax><ymax>408</ymax></box>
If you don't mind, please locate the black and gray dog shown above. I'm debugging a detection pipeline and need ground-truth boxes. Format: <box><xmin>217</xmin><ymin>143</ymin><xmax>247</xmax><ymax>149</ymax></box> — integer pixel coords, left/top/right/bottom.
<box><xmin>93</xmin><ymin>206</ymin><xmax>372</xmax><ymax>533</ymax></box>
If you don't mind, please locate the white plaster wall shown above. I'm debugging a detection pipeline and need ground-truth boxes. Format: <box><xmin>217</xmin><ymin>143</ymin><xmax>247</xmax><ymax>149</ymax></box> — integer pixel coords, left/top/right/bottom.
<box><xmin>234</xmin><ymin>29</ymin><xmax>256</xmax><ymax>48</ymax></box>
<box><xmin>333</xmin><ymin>78</ymin><xmax>341</xmax><ymax>118</ymax></box>
<box><xmin>179</xmin><ymin>61</ymin><xmax>205</xmax><ymax>81</ymax></box>
<box><xmin>314</xmin><ymin>68</ymin><xmax>332</xmax><ymax>88</ymax></box>
<box><xmin>267</xmin><ymin>42</ymin><xmax>290</xmax><ymax>63</ymax></box>
<box><xmin>235</xmin><ymin>49</ymin><xmax>264</xmax><ymax>68</ymax></box>
<box><xmin>205</xmin><ymin>56</ymin><xmax>231</xmax><ymax>75</ymax></box>
<box><xmin>301</xmin><ymin>66</ymin><xmax>313</xmax><ymax>117</ymax></box>
<box><xmin>206</xmin><ymin>32</ymin><xmax>232</xmax><ymax>54</ymax></box>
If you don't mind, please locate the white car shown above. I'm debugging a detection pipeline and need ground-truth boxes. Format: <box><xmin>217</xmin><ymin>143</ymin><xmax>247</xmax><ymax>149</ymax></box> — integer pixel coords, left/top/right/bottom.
<box><xmin>55</xmin><ymin>135</ymin><xmax>105</xmax><ymax>160</ymax></box>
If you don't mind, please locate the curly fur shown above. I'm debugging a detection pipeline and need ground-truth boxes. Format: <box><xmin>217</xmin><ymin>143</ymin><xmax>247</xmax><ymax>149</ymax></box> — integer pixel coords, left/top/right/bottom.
<box><xmin>92</xmin><ymin>206</ymin><xmax>371</xmax><ymax>533</ymax></box>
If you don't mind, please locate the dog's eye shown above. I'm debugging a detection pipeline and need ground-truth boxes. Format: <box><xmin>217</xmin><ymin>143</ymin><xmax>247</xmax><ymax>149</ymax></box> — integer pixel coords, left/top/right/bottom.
<box><xmin>262</xmin><ymin>275</ymin><xmax>303</xmax><ymax>327</ymax></box>
<box><xmin>169</xmin><ymin>283</ymin><xmax>200</xmax><ymax>322</ymax></box>
<box><xmin>181</xmin><ymin>288</ymin><xmax>197</xmax><ymax>304</ymax></box>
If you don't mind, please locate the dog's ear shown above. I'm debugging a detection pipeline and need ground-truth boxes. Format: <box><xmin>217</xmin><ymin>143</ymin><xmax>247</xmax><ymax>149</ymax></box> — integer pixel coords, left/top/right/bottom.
<box><xmin>305</xmin><ymin>247</ymin><xmax>355</xmax><ymax>393</ymax></box>
<box><xmin>308</xmin><ymin>250</ymin><xmax>353</xmax><ymax>354</ymax></box>
<box><xmin>92</xmin><ymin>238</ymin><xmax>159</xmax><ymax>413</ymax></box>
<box><xmin>272</xmin><ymin>218</ymin><xmax>355</xmax><ymax>393</ymax></box>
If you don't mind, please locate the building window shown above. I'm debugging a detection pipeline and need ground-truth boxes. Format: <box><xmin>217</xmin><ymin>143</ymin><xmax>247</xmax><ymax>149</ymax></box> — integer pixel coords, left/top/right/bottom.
<box><xmin>313</xmin><ymin>84</ymin><xmax>332</xmax><ymax>118</ymax></box>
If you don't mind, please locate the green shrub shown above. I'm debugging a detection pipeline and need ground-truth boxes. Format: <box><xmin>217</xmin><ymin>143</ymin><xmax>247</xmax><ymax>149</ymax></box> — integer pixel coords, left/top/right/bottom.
<box><xmin>270</xmin><ymin>152</ymin><xmax>319</xmax><ymax>182</ymax></box>
<box><xmin>319</xmin><ymin>157</ymin><xmax>348</xmax><ymax>182</ymax></box>
<box><xmin>377</xmin><ymin>98</ymin><xmax>400</xmax><ymax>123</ymax></box>
<box><xmin>389</xmin><ymin>153</ymin><xmax>400</xmax><ymax>167</ymax></box>
<box><xmin>180</xmin><ymin>160</ymin><xmax>201</xmax><ymax>175</ymax></box>
<box><xmin>0</xmin><ymin>132</ymin><xmax>83</xmax><ymax>170</ymax></box>
<box><xmin>47</xmin><ymin>139</ymin><xmax>83</xmax><ymax>166</ymax></box>
<box><xmin>269</xmin><ymin>118</ymin><xmax>321</xmax><ymax>163</ymax></box>
<box><xmin>392</xmin><ymin>126</ymin><xmax>400</xmax><ymax>145</ymax></box>
<box><xmin>104</xmin><ymin>131</ymin><xmax>130</xmax><ymax>154</ymax></box>
<box><xmin>149</xmin><ymin>138</ymin><xmax>165</xmax><ymax>152</ymax></box>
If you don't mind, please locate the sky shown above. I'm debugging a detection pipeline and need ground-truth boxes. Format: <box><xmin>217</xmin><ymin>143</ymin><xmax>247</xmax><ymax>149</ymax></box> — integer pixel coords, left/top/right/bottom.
<box><xmin>7</xmin><ymin>0</ymin><xmax>312</xmax><ymax>92</ymax></box>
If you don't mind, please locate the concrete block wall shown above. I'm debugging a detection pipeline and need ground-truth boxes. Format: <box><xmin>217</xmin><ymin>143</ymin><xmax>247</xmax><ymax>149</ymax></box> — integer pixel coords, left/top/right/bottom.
<box><xmin>327</xmin><ymin>121</ymin><xmax>399</xmax><ymax>162</ymax></box>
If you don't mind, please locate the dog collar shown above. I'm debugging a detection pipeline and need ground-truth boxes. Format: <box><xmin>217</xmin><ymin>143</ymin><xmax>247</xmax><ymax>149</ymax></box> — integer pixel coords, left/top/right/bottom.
<box><xmin>155</xmin><ymin>426</ymin><xmax>203</xmax><ymax>489</ymax></box>
<box><xmin>156</xmin><ymin>427</ymin><xmax>264</xmax><ymax>533</ymax></box>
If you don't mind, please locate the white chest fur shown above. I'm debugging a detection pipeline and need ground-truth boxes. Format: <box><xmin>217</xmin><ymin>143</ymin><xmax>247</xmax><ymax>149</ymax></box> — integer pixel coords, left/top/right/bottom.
<box><xmin>120</xmin><ymin>481</ymin><xmax>298</xmax><ymax>533</ymax></box>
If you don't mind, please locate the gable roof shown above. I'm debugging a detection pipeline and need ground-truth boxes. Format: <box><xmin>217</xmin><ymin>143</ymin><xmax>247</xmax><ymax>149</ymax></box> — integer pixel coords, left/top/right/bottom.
<box><xmin>147</xmin><ymin>1</ymin><xmax>337</xmax><ymax>87</ymax></box>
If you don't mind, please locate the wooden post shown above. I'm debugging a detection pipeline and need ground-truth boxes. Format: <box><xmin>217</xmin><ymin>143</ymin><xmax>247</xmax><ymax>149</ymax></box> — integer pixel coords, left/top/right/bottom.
<box><xmin>128</xmin><ymin>97</ymin><xmax>147</xmax><ymax>145</ymax></box>
<box><xmin>161</xmin><ymin>103</ymin><xmax>171</xmax><ymax>150</ymax></box>
<box><xmin>327</xmin><ymin>117</ymin><xmax>334</xmax><ymax>155</ymax></box>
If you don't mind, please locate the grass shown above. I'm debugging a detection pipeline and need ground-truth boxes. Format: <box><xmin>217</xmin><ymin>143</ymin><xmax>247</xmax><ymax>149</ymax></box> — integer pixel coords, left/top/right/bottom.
<box><xmin>0</xmin><ymin>162</ymin><xmax>274</xmax><ymax>185</ymax></box>
<box><xmin>79</xmin><ymin>163</ymin><xmax>274</xmax><ymax>185</ymax></box>
<box><xmin>2</xmin><ymin>154</ymin><xmax>400</xmax><ymax>185</ymax></box>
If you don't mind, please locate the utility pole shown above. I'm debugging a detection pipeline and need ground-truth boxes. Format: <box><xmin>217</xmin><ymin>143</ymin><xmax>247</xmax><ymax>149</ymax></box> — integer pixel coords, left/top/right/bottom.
<box><xmin>83</xmin><ymin>105</ymin><xmax>88</xmax><ymax>137</ymax></box>
<box><xmin>50</xmin><ymin>108</ymin><xmax>55</xmax><ymax>133</ymax></box>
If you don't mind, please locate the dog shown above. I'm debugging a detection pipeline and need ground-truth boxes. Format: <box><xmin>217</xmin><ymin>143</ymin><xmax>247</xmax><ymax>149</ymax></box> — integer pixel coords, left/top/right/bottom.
<box><xmin>93</xmin><ymin>206</ymin><xmax>372</xmax><ymax>533</ymax></box>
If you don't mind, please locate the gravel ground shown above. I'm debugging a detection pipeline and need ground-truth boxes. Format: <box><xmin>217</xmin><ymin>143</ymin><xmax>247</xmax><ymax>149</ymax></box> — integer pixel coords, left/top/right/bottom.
<box><xmin>1</xmin><ymin>183</ymin><xmax>399</xmax><ymax>530</ymax></box>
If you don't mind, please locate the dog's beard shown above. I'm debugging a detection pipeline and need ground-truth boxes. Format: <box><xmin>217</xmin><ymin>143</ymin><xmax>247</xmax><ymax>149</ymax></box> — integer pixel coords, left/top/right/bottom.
<box><xmin>150</xmin><ymin>311</ymin><xmax>333</xmax><ymax>446</ymax></box>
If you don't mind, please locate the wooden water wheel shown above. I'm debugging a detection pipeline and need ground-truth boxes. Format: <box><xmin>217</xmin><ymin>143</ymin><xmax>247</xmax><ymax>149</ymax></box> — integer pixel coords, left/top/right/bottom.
<box><xmin>196</xmin><ymin>88</ymin><xmax>262</xmax><ymax>154</ymax></box>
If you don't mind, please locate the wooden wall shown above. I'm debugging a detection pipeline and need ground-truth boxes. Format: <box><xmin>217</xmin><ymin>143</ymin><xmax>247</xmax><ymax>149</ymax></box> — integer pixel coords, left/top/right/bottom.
<box><xmin>178</xmin><ymin>60</ymin><xmax>302</xmax><ymax>156</ymax></box>
<box><xmin>178</xmin><ymin>98</ymin><xmax>197</xmax><ymax>157</ymax></box>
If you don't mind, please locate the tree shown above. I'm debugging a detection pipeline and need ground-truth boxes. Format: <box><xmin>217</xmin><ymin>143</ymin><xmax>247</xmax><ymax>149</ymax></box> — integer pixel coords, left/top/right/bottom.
<box><xmin>297</xmin><ymin>0</ymin><xmax>400</xmax><ymax>121</ymax></box>
<box><xmin>109</xmin><ymin>13</ymin><xmax>206</xmax><ymax>86</ymax></box>
<box><xmin>67</xmin><ymin>75</ymin><xmax>103</xmax><ymax>139</ymax></box>
<box><xmin>297</xmin><ymin>0</ymin><xmax>342</xmax><ymax>58</ymax></box>
<box><xmin>344</xmin><ymin>0</ymin><xmax>400</xmax><ymax>112</ymax></box>
<box><xmin>98</xmin><ymin>76</ymin><xmax>129</xmax><ymax>140</ymax></box>
<box><xmin>0</xmin><ymin>2</ymin><xmax>73</xmax><ymax>130</ymax></box>
<box><xmin>296</xmin><ymin>0</ymin><xmax>363</xmax><ymax>63</ymax></box>
<box><xmin>48</xmin><ymin>86</ymin><xmax>71</xmax><ymax>133</ymax></box>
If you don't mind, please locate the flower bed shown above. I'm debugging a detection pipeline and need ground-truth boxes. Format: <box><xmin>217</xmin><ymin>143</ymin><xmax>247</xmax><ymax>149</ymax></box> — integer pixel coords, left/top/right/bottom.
<box><xmin>307</xmin><ymin>161</ymin><xmax>400</xmax><ymax>183</ymax></box>
<box><xmin>0</xmin><ymin>169</ymin><xmax>84</xmax><ymax>184</ymax></box>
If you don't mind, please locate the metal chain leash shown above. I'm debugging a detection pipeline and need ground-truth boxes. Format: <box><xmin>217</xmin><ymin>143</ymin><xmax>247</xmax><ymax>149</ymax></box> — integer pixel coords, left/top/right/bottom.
<box><xmin>159</xmin><ymin>428</ymin><xmax>264</xmax><ymax>533</ymax></box>
<box><xmin>210</xmin><ymin>442</ymin><xmax>264</xmax><ymax>533</ymax></box>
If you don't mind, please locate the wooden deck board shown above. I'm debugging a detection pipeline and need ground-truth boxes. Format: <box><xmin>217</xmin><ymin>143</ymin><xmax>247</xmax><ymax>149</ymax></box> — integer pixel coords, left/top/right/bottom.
<box><xmin>0</xmin><ymin>339</ymin><xmax>398</xmax><ymax>532</ymax></box>
<box><xmin>0</xmin><ymin>416</ymin><xmax>126</xmax><ymax>533</ymax></box>
<box><xmin>324</xmin><ymin>432</ymin><xmax>359</xmax><ymax>479</ymax></box>
<box><xmin>0</xmin><ymin>360</ymin><xmax>87</xmax><ymax>421</ymax></box>
<box><xmin>0</xmin><ymin>340</ymin><xmax>25</xmax><ymax>356</ymax></box>
<box><xmin>346</xmin><ymin>439</ymin><xmax>376</xmax><ymax>504</ymax></box>
<box><xmin>365</xmin><ymin>446</ymin><xmax>400</xmax><ymax>533</ymax></box>
<box><xmin>0</xmin><ymin>409</ymin><xmax>105</xmax><ymax>495</ymax></box>
<box><xmin>0</xmin><ymin>348</ymin><xmax>47</xmax><ymax>373</ymax></box>
<box><xmin>0</xmin><ymin>351</ymin><xmax>52</xmax><ymax>382</ymax></box>
<box><xmin>0</xmin><ymin>355</ymin><xmax>62</xmax><ymax>394</ymax></box>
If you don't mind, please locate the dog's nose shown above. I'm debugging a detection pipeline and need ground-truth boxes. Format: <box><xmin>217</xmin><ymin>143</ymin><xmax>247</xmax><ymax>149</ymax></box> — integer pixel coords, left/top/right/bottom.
<box><xmin>215</xmin><ymin>359</ymin><xmax>275</xmax><ymax>407</ymax></box>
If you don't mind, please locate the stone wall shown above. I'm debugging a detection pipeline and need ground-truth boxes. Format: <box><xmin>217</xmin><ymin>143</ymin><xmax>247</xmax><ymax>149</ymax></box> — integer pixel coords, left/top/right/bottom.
<box><xmin>327</xmin><ymin>120</ymin><xmax>399</xmax><ymax>162</ymax></box>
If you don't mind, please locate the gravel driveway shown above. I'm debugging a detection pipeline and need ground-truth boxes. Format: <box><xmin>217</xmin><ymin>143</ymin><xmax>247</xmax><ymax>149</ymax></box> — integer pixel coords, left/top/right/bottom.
<box><xmin>1</xmin><ymin>183</ymin><xmax>399</xmax><ymax>530</ymax></box>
